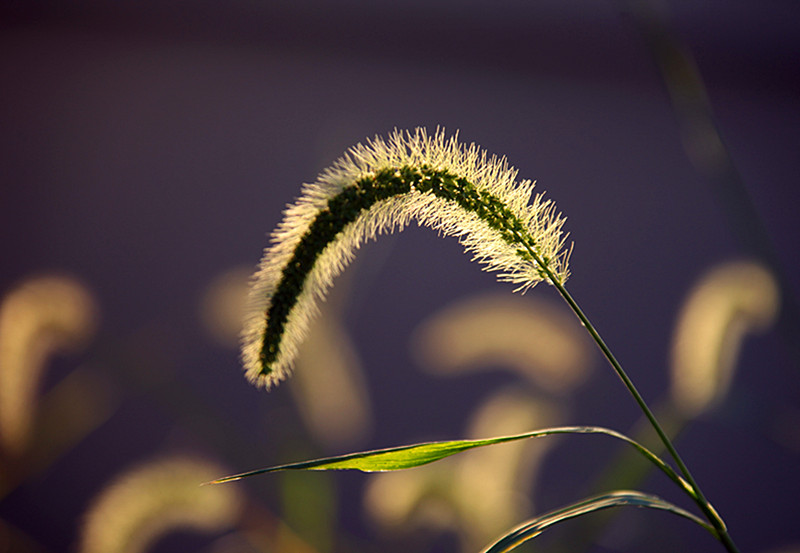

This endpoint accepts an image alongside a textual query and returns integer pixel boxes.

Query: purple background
[1,2,798,552]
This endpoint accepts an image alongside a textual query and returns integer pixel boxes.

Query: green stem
[550,278,738,552]
[516,237,739,552]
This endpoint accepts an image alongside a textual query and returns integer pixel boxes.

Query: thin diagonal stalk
[551,279,737,552]
[516,237,739,552]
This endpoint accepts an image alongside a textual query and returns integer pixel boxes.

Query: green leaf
[481,490,715,553]
[208,426,686,490]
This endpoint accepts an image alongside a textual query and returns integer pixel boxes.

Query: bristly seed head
[241,128,571,389]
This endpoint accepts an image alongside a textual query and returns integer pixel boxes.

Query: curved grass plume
[79,457,242,553]
[411,293,592,393]
[670,260,780,416]
[242,128,570,388]
[0,275,98,454]
[238,127,740,552]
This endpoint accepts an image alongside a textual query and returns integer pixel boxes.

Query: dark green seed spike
[259,165,547,375]
[259,168,415,373]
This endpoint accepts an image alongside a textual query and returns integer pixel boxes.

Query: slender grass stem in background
[235,128,741,552]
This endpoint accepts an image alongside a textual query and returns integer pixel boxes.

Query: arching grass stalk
[518,239,740,553]
[237,128,740,551]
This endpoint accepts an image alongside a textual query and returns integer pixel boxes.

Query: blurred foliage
[78,456,243,553]
[670,260,780,417]
[0,263,788,552]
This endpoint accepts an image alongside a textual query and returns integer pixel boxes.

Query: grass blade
[208,426,685,490]
[481,490,715,553]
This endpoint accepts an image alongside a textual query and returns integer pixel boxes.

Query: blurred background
[1,1,798,552]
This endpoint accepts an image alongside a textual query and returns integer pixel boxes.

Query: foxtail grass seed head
[0,274,98,454]
[79,457,241,553]
[242,128,571,389]
[670,260,779,416]
[411,293,591,394]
